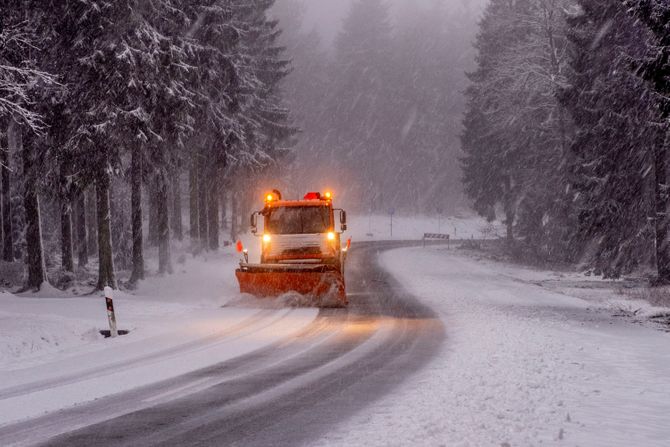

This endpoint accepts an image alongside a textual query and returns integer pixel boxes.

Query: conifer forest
[1,0,670,288]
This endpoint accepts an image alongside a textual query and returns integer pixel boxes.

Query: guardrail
[422,233,450,248]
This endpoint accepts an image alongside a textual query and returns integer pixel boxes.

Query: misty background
[265,0,489,214]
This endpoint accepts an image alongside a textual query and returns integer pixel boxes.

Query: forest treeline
[272,0,480,215]
[0,0,295,291]
[462,0,670,281]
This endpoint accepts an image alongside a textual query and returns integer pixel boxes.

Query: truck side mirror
[250,213,258,234]
[340,210,347,232]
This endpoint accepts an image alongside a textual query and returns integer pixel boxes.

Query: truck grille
[266,234,330,259]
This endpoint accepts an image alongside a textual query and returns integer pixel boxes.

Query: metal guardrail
[422,233,450,248]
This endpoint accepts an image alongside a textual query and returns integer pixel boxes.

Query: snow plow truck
[235,190,350,307]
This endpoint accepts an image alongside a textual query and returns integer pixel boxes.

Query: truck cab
[251,191,348,268]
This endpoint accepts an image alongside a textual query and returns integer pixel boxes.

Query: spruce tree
[562,0,658,277]
[622,0,670,282]
[461,0,535,244]
[329,0,395,208]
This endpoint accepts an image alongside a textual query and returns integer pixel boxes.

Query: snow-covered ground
[0,249,318,427]
[4,222,668,444]
[317,246,670,447]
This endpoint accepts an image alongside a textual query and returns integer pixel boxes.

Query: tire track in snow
[1,242,445,447]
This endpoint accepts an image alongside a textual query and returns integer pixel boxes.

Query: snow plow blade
[235,263,347,307]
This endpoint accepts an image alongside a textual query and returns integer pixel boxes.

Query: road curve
[3,242,445,447]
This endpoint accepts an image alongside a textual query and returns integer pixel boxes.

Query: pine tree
[186,0,295,251]
[272,0,332,197]
[1,3,57,289]
[328,0,396,209]
[391,2,483,215]
[0,7,55,132]
[1,122,13,262]
[622,0,670,282]
[462,0,575,260]
[562,0,658,277]
[46,0,196,288]
[461,0,536,244]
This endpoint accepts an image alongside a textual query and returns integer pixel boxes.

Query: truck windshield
[265,206,331,235]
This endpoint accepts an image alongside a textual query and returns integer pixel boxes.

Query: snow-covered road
[2,242,669,446]
[0,243,443,446]
[317,246,670,447]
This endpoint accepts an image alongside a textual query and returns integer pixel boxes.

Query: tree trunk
[172,168,183,241]
[189,154,199,240]
[2,119,14,261]
[148,179,159,246]
[198,160,208,250]
[86,188,97,256]
[230,190,238,242]
[130,147,144,284]
[503,176,515,244]
[221,188,227,231]
[108,182,125,270]
[60,200,74,272]
[96,172,116,290]
[75,192,88,268]
[60,162,74,272]
[157,171,172,274]
[21,126,46,290]
[505,204,515,241]
[654,140,670,282]
[208,175,220,250]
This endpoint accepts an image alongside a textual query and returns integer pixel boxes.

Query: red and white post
[104,286,118,338]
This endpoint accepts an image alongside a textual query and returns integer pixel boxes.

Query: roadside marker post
[104,286,119,338]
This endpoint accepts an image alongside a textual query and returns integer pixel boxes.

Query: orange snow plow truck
[235,190,350,307]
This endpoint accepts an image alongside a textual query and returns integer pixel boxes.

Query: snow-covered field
[0,250,318,427]
[317,246,670,447]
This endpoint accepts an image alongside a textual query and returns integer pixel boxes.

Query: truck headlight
[327,232,336,241]
[263,234,271,243]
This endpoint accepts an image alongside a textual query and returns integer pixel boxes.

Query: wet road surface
[1,242,444,446]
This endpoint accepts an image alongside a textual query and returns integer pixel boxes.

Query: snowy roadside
[317,246,670,447]
[347,214,503,241]
[0,249,318,427]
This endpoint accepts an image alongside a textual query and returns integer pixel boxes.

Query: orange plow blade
[235,264,347,307]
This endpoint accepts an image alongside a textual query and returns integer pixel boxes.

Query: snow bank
[0,308,101,368]
[317,247,670,447]
[0,249,319,426]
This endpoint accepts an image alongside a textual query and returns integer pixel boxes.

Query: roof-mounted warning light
[265,189,283,204]
[304,191,333,201]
